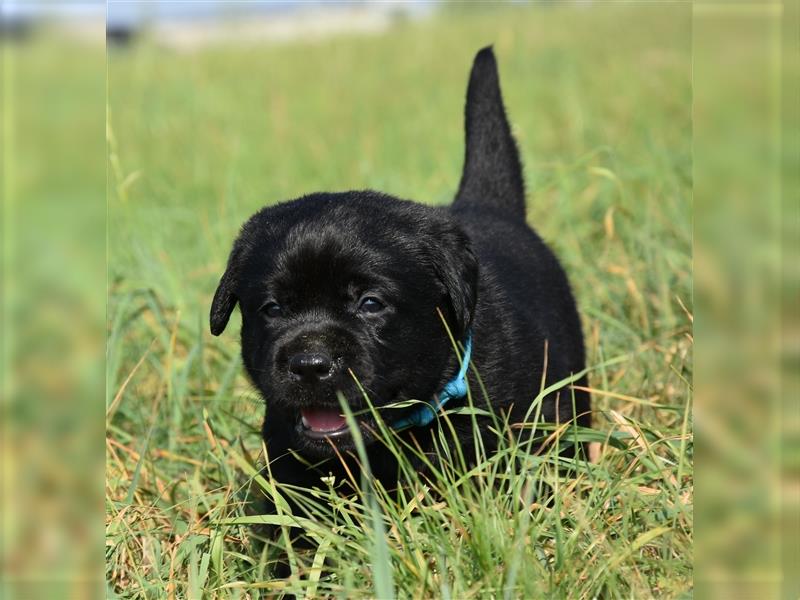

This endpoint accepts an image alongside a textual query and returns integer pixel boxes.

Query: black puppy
[210,47,589,496]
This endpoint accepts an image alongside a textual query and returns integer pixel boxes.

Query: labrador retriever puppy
[210,47,589,499]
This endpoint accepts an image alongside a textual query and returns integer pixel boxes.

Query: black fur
[211,46,589,501]
[456,47,526,220]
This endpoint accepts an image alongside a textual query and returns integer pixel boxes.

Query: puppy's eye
[260,302,283,318]
[358,296,385,314]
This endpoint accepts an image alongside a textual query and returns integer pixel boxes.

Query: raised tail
[453,46,526,220]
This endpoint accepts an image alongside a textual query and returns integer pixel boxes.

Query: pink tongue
[301,408,347,433]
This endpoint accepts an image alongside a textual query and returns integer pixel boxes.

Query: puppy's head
[211,191,477,458]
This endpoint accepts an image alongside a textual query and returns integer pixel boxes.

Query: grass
[106,4,692,598]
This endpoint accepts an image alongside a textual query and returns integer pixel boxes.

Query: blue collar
[390,332,473,431]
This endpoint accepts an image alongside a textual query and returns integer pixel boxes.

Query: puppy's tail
[453,46,526,221]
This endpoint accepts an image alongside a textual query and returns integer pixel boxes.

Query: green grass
[106,4,692,598]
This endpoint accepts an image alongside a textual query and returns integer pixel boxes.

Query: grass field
[106,4,692,598]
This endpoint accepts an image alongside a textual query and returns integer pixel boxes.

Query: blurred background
[0,1,796,597]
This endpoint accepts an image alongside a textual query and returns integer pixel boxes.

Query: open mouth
[300,407,352,439]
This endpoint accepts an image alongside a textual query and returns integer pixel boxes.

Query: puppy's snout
[288,352,333,383]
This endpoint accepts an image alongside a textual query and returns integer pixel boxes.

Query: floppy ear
[210,248,241,336]
[431,223,479,338]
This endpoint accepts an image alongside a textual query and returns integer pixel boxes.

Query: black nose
[288,352,333,382]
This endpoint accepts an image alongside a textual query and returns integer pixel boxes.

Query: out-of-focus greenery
[693,5,798,599]
[2,30,106,598]
[106,4,692,597]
